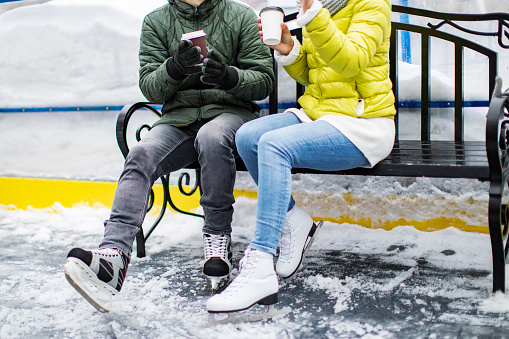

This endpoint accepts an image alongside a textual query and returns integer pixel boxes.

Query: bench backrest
[269,6,509,143]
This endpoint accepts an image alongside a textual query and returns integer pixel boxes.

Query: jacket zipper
[195,5,203,121]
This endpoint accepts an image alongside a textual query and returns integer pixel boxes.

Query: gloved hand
[200,49,239,90]
[166,40,203,80]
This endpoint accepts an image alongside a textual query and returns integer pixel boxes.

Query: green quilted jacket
[139,0,275,126]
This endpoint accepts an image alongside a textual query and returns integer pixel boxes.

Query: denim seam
[135,136,194,226]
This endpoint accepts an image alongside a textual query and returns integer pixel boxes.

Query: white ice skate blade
[209,275,230,293]
[208,305,291,325]
[64,258,117,313]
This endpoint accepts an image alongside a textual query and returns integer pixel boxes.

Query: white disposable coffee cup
[260,6,285,45]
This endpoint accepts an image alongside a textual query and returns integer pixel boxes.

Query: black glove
[166,40,203,80]
[200,49,239,90]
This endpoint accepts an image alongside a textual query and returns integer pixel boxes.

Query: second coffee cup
[259,6,285,45]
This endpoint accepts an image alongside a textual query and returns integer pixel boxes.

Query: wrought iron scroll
[178,171,202,196]
[496,83,509,247]
[428,19,509,49]
[166,169,204,219]
[392,5,509,49]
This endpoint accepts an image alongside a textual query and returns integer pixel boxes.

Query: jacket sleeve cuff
[274,36,301,66]
[221,67,239,90]
[296,0,323,27]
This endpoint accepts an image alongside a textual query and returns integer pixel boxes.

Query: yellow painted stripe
[0,177,201,213]
[1,177,117,209]
[318,216,488,234]
[0,177,489,233]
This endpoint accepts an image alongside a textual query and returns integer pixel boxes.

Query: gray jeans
[99,113,247,256]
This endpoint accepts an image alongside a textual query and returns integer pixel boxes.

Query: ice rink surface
[2,202,509,338]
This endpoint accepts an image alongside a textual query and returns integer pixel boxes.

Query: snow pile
[398,62,456,101]
[0,1,166,108]
[1,0,506,109]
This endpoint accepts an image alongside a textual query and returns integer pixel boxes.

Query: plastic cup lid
[260,6,284,14]
[181,30,206,40]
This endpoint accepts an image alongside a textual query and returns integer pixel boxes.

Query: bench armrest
[486,77,509,186]
[116,102,161,159]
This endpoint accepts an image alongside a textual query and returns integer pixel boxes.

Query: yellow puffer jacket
[284,0,396,120]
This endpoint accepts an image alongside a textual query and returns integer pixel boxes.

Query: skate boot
[203,234,233,292]
[276,206,324,280]
[64,247,129,313]
[207,248,285,324]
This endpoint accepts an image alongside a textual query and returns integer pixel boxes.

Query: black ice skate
[203,233,233,292]
[64,247,129,313]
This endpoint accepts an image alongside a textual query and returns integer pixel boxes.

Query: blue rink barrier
[0,100,491,113]
[0,105,129,113]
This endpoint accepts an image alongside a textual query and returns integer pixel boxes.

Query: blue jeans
[235,113,369,255]
[100,113,246,256]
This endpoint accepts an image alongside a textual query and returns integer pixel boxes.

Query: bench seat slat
[291,140,490,180]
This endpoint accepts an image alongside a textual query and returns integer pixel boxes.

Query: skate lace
[221,249,257,295]
[95,248,120,257]
[204,234,228,260]
[278,217,294,264]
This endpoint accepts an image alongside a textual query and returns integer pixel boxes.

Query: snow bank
[1,0,506,109]
[0,1,166,108]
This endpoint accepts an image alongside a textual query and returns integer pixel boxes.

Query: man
[64,0,274,313]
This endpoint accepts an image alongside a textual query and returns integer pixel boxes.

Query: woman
[207,0,395,313]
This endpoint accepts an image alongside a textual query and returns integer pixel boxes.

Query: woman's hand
[301,0,313,13]
[257,18,294,55]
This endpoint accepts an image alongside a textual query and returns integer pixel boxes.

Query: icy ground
[2,201,509,338]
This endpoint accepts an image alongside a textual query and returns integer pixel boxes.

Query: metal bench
[117,6,509,292]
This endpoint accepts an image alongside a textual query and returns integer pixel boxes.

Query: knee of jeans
[195,127,233,153]
[258,132,291,159]
[235,124,259,157]
[125,143,154,171]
